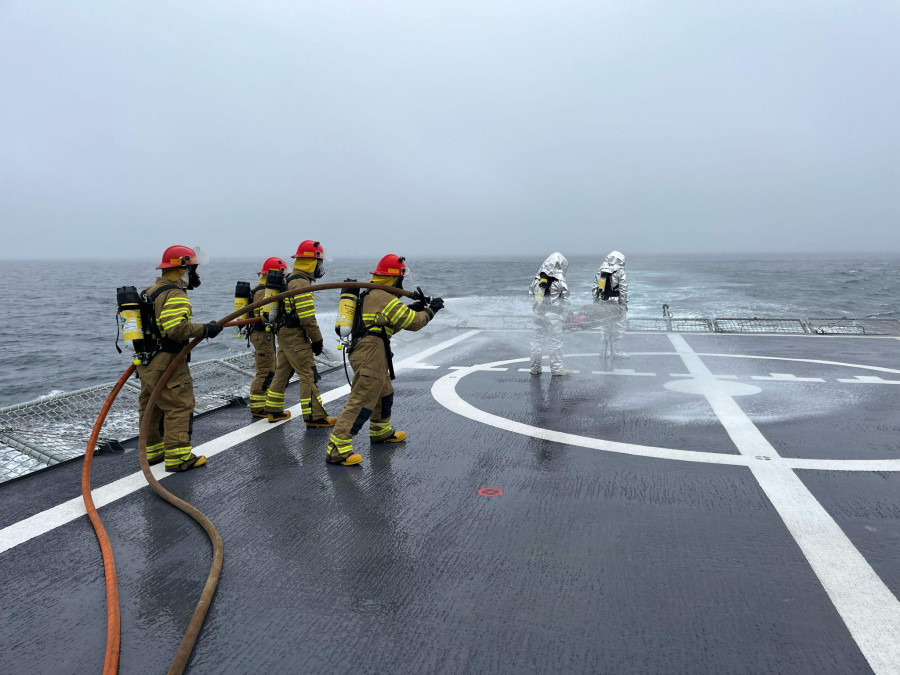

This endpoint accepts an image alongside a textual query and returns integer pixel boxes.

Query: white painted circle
[664,378,762,397]
[430,353,900,472]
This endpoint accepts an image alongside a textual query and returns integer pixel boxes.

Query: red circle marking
[478,487,503,497]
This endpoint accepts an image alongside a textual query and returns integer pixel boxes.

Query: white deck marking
[669,372,738,379]
[516,367,580,374]
[0,330,481,557]
[432,353,900,472]
[667,334,900,674]
[591,369,656,377]
[751,373,826,382]
[450,366,508,371]
[403,363,441,370]
[836,375,900,384]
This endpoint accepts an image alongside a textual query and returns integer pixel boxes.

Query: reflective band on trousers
[147,442,164,459]
[164,445,192,466]
[265,390,285,410]
[328,434,352,450]
[369,420,393,437]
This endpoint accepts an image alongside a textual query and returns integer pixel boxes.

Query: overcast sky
[1,1,898,260]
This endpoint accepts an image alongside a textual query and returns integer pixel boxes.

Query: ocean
[1,253,898,407]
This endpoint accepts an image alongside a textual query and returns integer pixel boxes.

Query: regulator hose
[85,282,411,674]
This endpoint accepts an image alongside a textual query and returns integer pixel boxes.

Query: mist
[1,0,898,260]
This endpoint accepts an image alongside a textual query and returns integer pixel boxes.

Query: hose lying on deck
[83,282,412,673]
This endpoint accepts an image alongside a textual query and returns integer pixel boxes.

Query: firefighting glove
[408,300,427,312]
[204,323,224,339]
[311,339,324,356]
[428,297,444,315]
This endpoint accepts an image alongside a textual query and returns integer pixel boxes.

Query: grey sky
[1,1,898,260]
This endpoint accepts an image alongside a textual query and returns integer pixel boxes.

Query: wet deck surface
[2,329,900,673]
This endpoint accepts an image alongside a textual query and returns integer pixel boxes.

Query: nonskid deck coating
[1,329,899,673]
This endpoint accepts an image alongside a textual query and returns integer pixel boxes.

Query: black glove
[428,297,444,314]
[204,323,223,339]
[311,339,324,356]
[408,300,426,312]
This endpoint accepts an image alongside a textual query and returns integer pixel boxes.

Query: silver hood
[537,252,568,280]
[599,250,625,273]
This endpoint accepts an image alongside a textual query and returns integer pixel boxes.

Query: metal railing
[0,350,341,484]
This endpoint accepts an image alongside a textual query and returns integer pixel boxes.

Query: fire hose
[82,282,413,674]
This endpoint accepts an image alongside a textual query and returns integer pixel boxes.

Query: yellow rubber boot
[268,410,291,423]
[377,430,407,444]
[326,437,363,465]
[306,416,337,428]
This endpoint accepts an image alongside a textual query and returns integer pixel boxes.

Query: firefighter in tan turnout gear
[139,245,223,472]
[245,257,287,418]
[327,254,444,466]
[264,240,336,427]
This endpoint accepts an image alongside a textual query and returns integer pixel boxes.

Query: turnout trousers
[249,330,276,413]
[328,336,395,458]
[530,313,565,374]
[265,326,327,420]
[599,300,626,355]
[137,353,195,469]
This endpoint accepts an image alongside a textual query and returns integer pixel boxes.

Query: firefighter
[264,240,336,427]
[326,254,444,466]
[592,250,629,358]
[247,257,287,418]
[139,245,223,472]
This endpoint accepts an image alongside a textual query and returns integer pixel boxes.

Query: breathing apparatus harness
[116,284,192,366]
[597,270,620,301]
[334,280,432,386]
[278,271,313,336]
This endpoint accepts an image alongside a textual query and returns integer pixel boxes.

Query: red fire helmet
[259,257,288,274]
[156,245,198,269]
[371,254,408,276]
[293,240,326,260]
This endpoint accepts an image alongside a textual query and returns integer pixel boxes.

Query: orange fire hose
[84,283,412,673]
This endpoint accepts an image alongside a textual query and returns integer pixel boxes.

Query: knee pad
[350,408,373,435]
[380,393,394,419]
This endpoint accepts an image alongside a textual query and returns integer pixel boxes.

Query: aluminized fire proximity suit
[529,252,571,375]
[248,282,275,417]
[265,267,330,423]
[138,277,208,469]
[592,251,628,357]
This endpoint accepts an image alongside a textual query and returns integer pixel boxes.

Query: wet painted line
[432,353,900,472]
[836,376,900,384]
[0,330,481,557]
[667,334,900,674]
[751,373,826,382]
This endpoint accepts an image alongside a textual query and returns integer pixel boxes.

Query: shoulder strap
[285,271,310,284]
[148,283,181,303]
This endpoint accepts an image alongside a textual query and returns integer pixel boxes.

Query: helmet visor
[192,246,210,266]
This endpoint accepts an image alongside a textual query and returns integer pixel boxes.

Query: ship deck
[2,328,900,673]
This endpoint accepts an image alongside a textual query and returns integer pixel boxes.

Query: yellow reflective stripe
[382,299,403,320]
[160,317,188,330]
[295,310,315,318]
[400,310,416,329]
[159,309,190,319]
[163,298,191,306]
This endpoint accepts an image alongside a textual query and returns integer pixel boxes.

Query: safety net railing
[0,351,341,484]
[806,318,900,336]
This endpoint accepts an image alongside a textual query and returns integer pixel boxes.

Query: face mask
[183,265,201,290]
[314,260,325,279]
